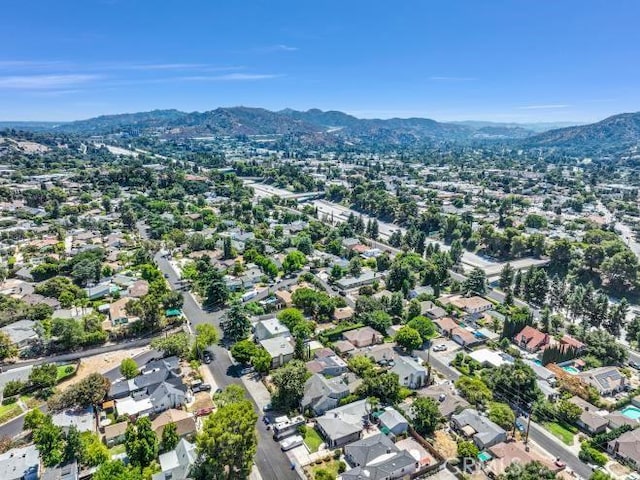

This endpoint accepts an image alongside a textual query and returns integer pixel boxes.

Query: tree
[51,318,84,351]
[221,302,251,343]
[412,397,442,436]
[590,471,614,480]
[499,263,514,292]
[251,348,272,374]
[457,440,479,460]
[28,363,58,390]
[33,419,64,466]
[271,360,309,410]
[47,373,110,411]
[231,340,257,364]
[213,385,247,408]
[80,431,109,466]
[283,250,307,273]
[151,332,191,358]
[161,423,179,452]
[348,355,376,378]
[602,250,638,291]
[194,323,219,358]
[363,310,392,334]
[119,358,139,379]
[498,461,557,480]
[348,257,362,277]
[487,402,515,430]
[222,237,233,260]
[193,397,257,480]
[24,408,48,431]
[463,267,486,294]
[455,376,492,406]
[557,399,582,424]
[407,316,436,340]
[359,371,400,404]
[626,315,640,346]
[583,329,628,365]
[277,308,306,330]
[64,425,83,463]
[93,460,143,480]
[487,360,541,407]
[395,326,423,352]
[0,331,17,361]
[125,416,159,468]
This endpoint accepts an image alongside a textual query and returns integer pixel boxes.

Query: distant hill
[52,107,550,145]
[525,112,640,153]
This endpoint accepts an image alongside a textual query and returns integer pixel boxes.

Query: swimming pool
[621,406,640,420]
[562,366,579,374]
[477,451,492,462]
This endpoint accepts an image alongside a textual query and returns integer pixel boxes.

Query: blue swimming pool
[621,406,640,420]
[563,366,579,374]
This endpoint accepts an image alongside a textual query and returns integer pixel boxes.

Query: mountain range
[3,107,640,155]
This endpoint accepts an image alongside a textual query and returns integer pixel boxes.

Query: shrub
[338,460,347,473]
[3,380,25,398]
[333,449,341,460]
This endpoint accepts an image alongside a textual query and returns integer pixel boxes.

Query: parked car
[629,361,640,370]
[280,435,303,451]
[203,352,212,364]
[262,403,273,412]
[432,344,448,352]
[192,382,212,393]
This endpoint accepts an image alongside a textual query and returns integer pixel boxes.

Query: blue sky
[1,0,639,122]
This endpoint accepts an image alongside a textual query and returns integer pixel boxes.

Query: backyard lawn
[545,421,577,445]
[306,459,342,480]
[303,426,324,453]
[109,444,126,457]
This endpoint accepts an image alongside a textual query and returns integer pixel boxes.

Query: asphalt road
[154,252,298,480]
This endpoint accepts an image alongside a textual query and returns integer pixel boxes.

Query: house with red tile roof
[514,326,550,353]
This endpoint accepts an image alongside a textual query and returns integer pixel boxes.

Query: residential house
[274,290,293,308]
[0,319,38,350]
[335,271,378,291]
[559,334,586,354]
[150,381,188,413]
[342,433,419,480]
[109,297,135,327]
[451,326,484,348]
[152,439,197,480]
[524,360,557,386]
[42,460,78,480]
[424,305,447,321]
[343,326,383,348]
[51,407,96,433]
[127,280,149,298]
[486,442,562,478]
[151,409,197,440]
[306,354,348,377]
[606,411,640,430]
[0,444,40,480]
[608,428,640,469]
[575,367,627,396]
[253,317,291,342]
[85,284,111,300]
[378,407,409,436]
[301,373,350,416]
[432,317,458,337]
[514,326,550,353]
[391,356,428,389]
[334,340,356,355]
[416,383,469,418]
[451,409,508,449]
[103,421,128,447]
[454,296,493,315]
[333,307,355,322]
[259,337,294,368]
[568,396,608,435]
[316,399,369,448]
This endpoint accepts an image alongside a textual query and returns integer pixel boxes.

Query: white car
[279,435,303,451]
[432,344,448,352]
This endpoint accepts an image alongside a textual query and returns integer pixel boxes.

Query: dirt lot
[58,346,151,388]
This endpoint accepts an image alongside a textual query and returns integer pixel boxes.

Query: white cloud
[519,104,570,110]
[181,73,282,81]
[0,74,100,89]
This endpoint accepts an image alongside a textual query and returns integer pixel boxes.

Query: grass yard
[56,364,78,382]
[20,395,42,409]
[545,421,577,445]
[109,444,126,456]
[303,426,323,453]
[0,401,23,424]
[306,459,342,480]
